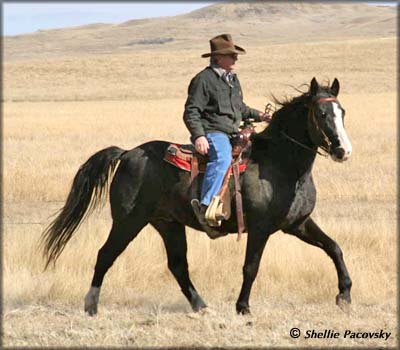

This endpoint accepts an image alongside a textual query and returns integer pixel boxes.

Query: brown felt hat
[201,34,246,58]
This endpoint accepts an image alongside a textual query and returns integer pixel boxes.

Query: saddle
[163,125,255,240]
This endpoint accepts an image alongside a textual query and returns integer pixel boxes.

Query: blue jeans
[200,132,232,206]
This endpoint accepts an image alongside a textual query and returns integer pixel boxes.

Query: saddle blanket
[164,144,247,173]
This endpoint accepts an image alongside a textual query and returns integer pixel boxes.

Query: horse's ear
[331,78,340,96]
[310,77,319,96]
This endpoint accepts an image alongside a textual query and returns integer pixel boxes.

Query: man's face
[216,53,238,71]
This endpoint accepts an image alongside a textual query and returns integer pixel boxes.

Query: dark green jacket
[183,66,262,142]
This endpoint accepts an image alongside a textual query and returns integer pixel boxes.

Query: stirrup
[205,196,226,227]
[191,199,226,239]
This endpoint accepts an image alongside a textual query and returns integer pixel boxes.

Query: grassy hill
[4,2,396,61]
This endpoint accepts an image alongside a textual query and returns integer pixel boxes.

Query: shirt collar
[210,63,235,78]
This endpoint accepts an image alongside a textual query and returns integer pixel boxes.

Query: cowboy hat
[201,34,246,58]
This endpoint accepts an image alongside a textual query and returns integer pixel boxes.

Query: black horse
[42,77,353,315]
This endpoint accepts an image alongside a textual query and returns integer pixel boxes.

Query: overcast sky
[3,2,214,36]
[3,1,396,36]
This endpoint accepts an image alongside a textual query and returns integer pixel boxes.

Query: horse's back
[121,140,170,160]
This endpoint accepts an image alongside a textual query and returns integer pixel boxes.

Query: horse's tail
[41,146,127,269]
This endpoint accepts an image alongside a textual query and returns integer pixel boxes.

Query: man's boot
[191,199,227,239]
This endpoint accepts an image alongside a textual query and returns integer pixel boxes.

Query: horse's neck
[253,107,317,178]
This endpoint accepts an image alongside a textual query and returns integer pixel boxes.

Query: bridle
[280,96,338,157]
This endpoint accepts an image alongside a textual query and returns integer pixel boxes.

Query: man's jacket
[183,66,262,142]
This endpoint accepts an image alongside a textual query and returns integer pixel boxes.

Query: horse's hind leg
[151,220,207,312]
[84,213,148,316]
[284,217,352,308]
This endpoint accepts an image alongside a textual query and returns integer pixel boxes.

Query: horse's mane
[253,82,333,142]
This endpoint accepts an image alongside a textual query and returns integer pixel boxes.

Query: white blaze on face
[332,102,352,158]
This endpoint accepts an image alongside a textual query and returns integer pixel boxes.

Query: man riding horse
[183,34,271,237]
[41,34,353,316]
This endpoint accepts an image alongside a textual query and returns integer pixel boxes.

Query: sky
[3,1,397,36]
[3,2,215,36]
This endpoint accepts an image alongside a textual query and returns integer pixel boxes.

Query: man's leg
[200,132,232,207]
[191,132,232,238]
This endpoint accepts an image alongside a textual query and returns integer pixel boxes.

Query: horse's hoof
[191,299,207,313]
[336,293,351,313]
[84,303,98,316]
[236,303,251,315]
[84,286,100,316]
[237,308,251,315]
[84,295,98,316]
[336,292,351,304]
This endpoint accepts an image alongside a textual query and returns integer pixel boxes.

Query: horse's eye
[320,112,327,118]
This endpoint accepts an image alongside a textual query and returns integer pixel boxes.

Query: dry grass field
[2,3,398,348]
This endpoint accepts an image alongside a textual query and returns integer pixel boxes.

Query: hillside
[4,2,396,61]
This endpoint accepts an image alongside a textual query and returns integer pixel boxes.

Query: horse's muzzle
[330,146,351,162]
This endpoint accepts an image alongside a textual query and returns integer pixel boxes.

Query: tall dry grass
[4,38,396,103]
[3,36,397,347]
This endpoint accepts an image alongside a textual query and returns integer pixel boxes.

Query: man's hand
[258,112,272,123]
[194,136,209,155]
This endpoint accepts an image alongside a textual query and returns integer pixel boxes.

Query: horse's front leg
[284,217,352,308]
[236,230,270,315]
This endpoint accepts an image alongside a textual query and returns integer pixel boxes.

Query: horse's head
[307,77,352,162]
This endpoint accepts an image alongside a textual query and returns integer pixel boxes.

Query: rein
[280,130,329,157]
[275,96,338,158]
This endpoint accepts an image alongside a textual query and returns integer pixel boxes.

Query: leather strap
[232,161,245,241]
[176,148,193,161]
[191,155,199,200]
[218,166,232,200]
[217,164,232,221]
